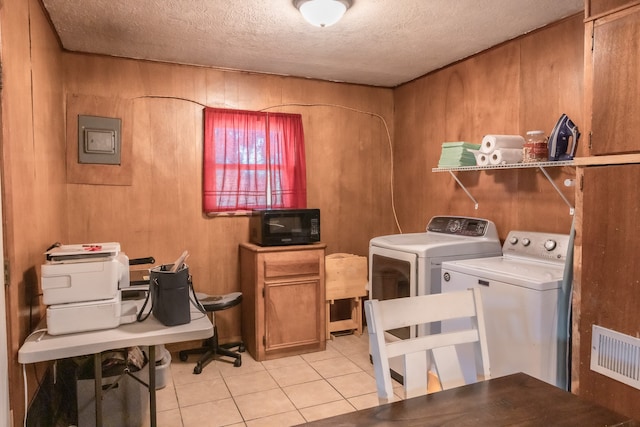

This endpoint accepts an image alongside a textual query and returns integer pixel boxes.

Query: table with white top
[18,303,213,427]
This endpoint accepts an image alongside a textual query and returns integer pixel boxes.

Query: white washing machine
[368,216,502,381]
[441,230,570,388]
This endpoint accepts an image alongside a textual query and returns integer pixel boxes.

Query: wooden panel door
[579,164,640,420]
[591,5,640,155]
[264,279,323,356]
[588,0,639,17]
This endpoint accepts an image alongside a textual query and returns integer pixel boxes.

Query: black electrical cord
[44,242,61,252]
[28,292,43,332]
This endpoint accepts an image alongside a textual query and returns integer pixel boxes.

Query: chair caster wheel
[238,343,245,353]
[233,358,242,368]
[179,351,188,362]
[193,364,203,374]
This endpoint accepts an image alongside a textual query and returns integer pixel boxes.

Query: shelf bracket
[435,161,575,214]
[538,166,575,215]
[448,170,478,210]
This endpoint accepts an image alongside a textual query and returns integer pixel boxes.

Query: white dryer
[368,216,502,381]
[441,230,570,388]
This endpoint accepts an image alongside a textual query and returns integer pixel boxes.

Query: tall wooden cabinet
[578,165,640,419]
[575,0,640,420]
[239,242,326,361]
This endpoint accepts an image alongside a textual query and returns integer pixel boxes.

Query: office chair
[178,291,244,374]
[365,288,490,402]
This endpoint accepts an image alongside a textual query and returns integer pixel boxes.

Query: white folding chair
[365,288,491,402]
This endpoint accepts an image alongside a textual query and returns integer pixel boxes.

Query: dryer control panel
[427,216,495,237]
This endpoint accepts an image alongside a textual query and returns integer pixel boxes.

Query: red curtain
[203,107,307,213]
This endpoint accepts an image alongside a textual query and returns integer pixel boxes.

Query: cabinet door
[264,279,322,355]
[588,0,638,17]
[591,6,640,155]
[579,164,640,419]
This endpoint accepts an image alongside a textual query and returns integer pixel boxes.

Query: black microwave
[249,209,320,246]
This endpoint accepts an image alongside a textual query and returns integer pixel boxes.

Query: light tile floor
[147,329,403,427]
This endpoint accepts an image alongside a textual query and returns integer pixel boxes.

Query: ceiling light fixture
[294,0,352,28]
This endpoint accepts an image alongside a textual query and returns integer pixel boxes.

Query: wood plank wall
[61,57,395,348]
[394,15,584,237]
[2,0,68,424]
[4,0,587,424]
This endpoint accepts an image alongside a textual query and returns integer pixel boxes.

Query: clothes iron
[548,114,580,161]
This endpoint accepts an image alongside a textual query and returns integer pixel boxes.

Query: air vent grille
[591,325,640,390]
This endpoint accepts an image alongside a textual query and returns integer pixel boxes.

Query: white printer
[42,242,137,335]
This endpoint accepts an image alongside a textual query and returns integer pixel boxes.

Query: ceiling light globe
[295,0,351,28]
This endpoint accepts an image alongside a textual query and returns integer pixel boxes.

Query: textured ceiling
[42,0,584,87]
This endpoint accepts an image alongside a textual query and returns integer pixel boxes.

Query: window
[203,107,307,214]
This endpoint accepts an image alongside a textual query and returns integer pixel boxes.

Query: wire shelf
[432,160,575,172]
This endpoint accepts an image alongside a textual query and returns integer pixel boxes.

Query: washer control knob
[544,240,557,251]
[509,236,518,245]
[522,238,531,247]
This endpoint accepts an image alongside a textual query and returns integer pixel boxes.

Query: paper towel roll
[480,134,525,154]
[490,148,523,165]
[469,149,489,166]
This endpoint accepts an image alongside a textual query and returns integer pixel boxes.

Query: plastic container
[76,351,148,427]
[154,346,172,389]
[523,130,548,163]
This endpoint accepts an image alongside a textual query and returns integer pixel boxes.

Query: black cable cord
[44,242,61,252]
[28,292,43,332]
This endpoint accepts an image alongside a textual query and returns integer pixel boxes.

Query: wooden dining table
[303,373,639,426]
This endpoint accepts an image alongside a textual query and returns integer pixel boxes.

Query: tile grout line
[219,365,253,425]
[167,331,374,426]
[298,338,365,420]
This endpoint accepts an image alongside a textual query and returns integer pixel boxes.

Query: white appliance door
[368,246,418,383]
[369,246,418,340]
[441,269,560,386]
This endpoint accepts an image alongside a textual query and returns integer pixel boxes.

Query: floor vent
[591,325,640,390]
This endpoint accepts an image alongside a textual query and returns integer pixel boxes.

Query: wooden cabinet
[589,2,640,155]
[587,0,639,17]
[239,242,326,361]
[575,1,640,419]
[576,165,640,420]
